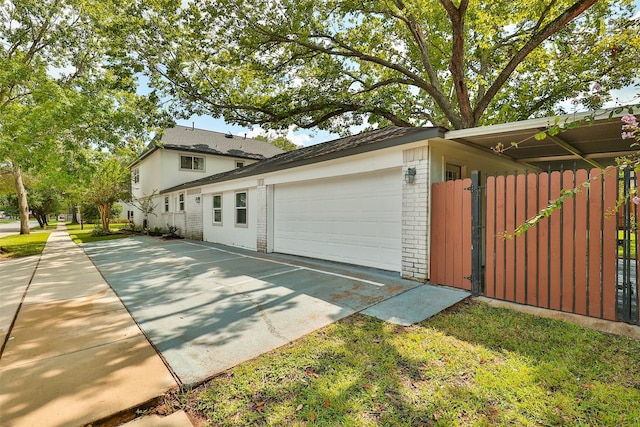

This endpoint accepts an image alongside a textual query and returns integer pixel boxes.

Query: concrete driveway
[83,237,469,386]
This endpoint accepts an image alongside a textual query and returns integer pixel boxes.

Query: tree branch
[473,0,598,125]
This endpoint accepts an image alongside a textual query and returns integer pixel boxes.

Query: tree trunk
[98,203,111,232]
[71,206,79,224]
[11,162,30,235]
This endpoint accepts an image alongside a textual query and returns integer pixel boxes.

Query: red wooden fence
[430,178,472,291]
[431,168,624,322]
[486,168,620,320]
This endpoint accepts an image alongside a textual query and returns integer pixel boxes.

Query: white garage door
[273,168,402,271]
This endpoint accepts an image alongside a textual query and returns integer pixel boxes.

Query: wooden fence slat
[505,174,516,302]
[537,172,550,308]
[588,168,604,318]
[485,176,496,298]
[495,175,506,300]
[562,170,576,313]
[515,173,527,304]
[461,178,473,291]
[574,169,589,315]
[526,173,539,305]
[549,171,562,311]
[453,179,464,288]
[602,168,618,320]
[430,183,444,284]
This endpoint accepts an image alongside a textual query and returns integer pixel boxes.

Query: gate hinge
[464,275,473,281]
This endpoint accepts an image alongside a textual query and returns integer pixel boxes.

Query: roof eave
[160,127,445,194]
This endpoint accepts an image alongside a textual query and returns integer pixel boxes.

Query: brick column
[402,147,430,282]
[186,189,203,240]
[256,180,268,253]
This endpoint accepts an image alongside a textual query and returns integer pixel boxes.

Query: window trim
[235,190,248,227]
[179,154,206,172]
[178,192,185,211]
[164,196,170,213]
[212,194,222,225]
[132,167,140,183]
[236,161,245,168]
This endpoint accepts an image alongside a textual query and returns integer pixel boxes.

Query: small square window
[194,157,205,170]
[236,161,244,168]
[235,192,247,225]
[213,195,222,224]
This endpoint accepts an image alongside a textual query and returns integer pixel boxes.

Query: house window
[178,193,185,211]
[235,191,247,225]
[132,168,140,183]
[180,155,205,171]
[164,196,169,212]
[236,161,244,168]
[212,194,222,224]
[445,164,461,181]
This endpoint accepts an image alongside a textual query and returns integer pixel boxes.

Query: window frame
[236,161,245,168]
[235,191,248,227]
[179,154,206,172]
[132,167,140,183]
[178,192,185,211]
[212,194,222,225]
[164,196,170,213]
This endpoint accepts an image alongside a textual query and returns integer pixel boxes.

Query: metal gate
[617,167,639,324]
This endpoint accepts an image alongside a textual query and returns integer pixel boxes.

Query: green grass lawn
[176,301,640,426]
[0,231,51,258]
[67,222,131,244]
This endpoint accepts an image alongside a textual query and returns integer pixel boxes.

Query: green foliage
[82,154,132,232]
[80,203,122,224]
[131,0,639,132]
[0,0,173,233]
[185,302,640,426]
[254,135,298,152]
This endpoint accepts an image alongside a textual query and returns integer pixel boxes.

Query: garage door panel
[273,169,401,271]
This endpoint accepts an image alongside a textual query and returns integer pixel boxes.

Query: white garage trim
[273,168,402,272]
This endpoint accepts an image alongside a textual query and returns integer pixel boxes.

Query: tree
[254,135,299,152]
[0,0,172,234]
[131,190,158,232]
[132,0,639,134]
[83,154,132,232]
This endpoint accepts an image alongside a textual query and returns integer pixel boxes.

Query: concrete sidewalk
[0,227,189,427]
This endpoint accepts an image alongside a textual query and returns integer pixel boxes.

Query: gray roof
[132,126,285,167]
[161,126,445,194]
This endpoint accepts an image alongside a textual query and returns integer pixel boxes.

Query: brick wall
[185,190,203,240]
[256,181,268,252]
[402,147,430,281]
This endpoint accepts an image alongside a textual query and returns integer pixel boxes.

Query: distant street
[0,220,39,239]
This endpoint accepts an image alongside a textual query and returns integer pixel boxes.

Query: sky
[161,2,640,147]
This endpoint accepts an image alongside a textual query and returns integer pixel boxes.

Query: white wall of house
[130,149,258,231]
[202,188,258,250]
[428,138,527,183]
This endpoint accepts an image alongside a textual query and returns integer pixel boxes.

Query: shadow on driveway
[83,237,468,386]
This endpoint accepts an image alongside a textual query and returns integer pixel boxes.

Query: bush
[90,225,113,236]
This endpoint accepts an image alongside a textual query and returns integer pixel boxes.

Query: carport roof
[446,110,637,171]
[161,126,446,194]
